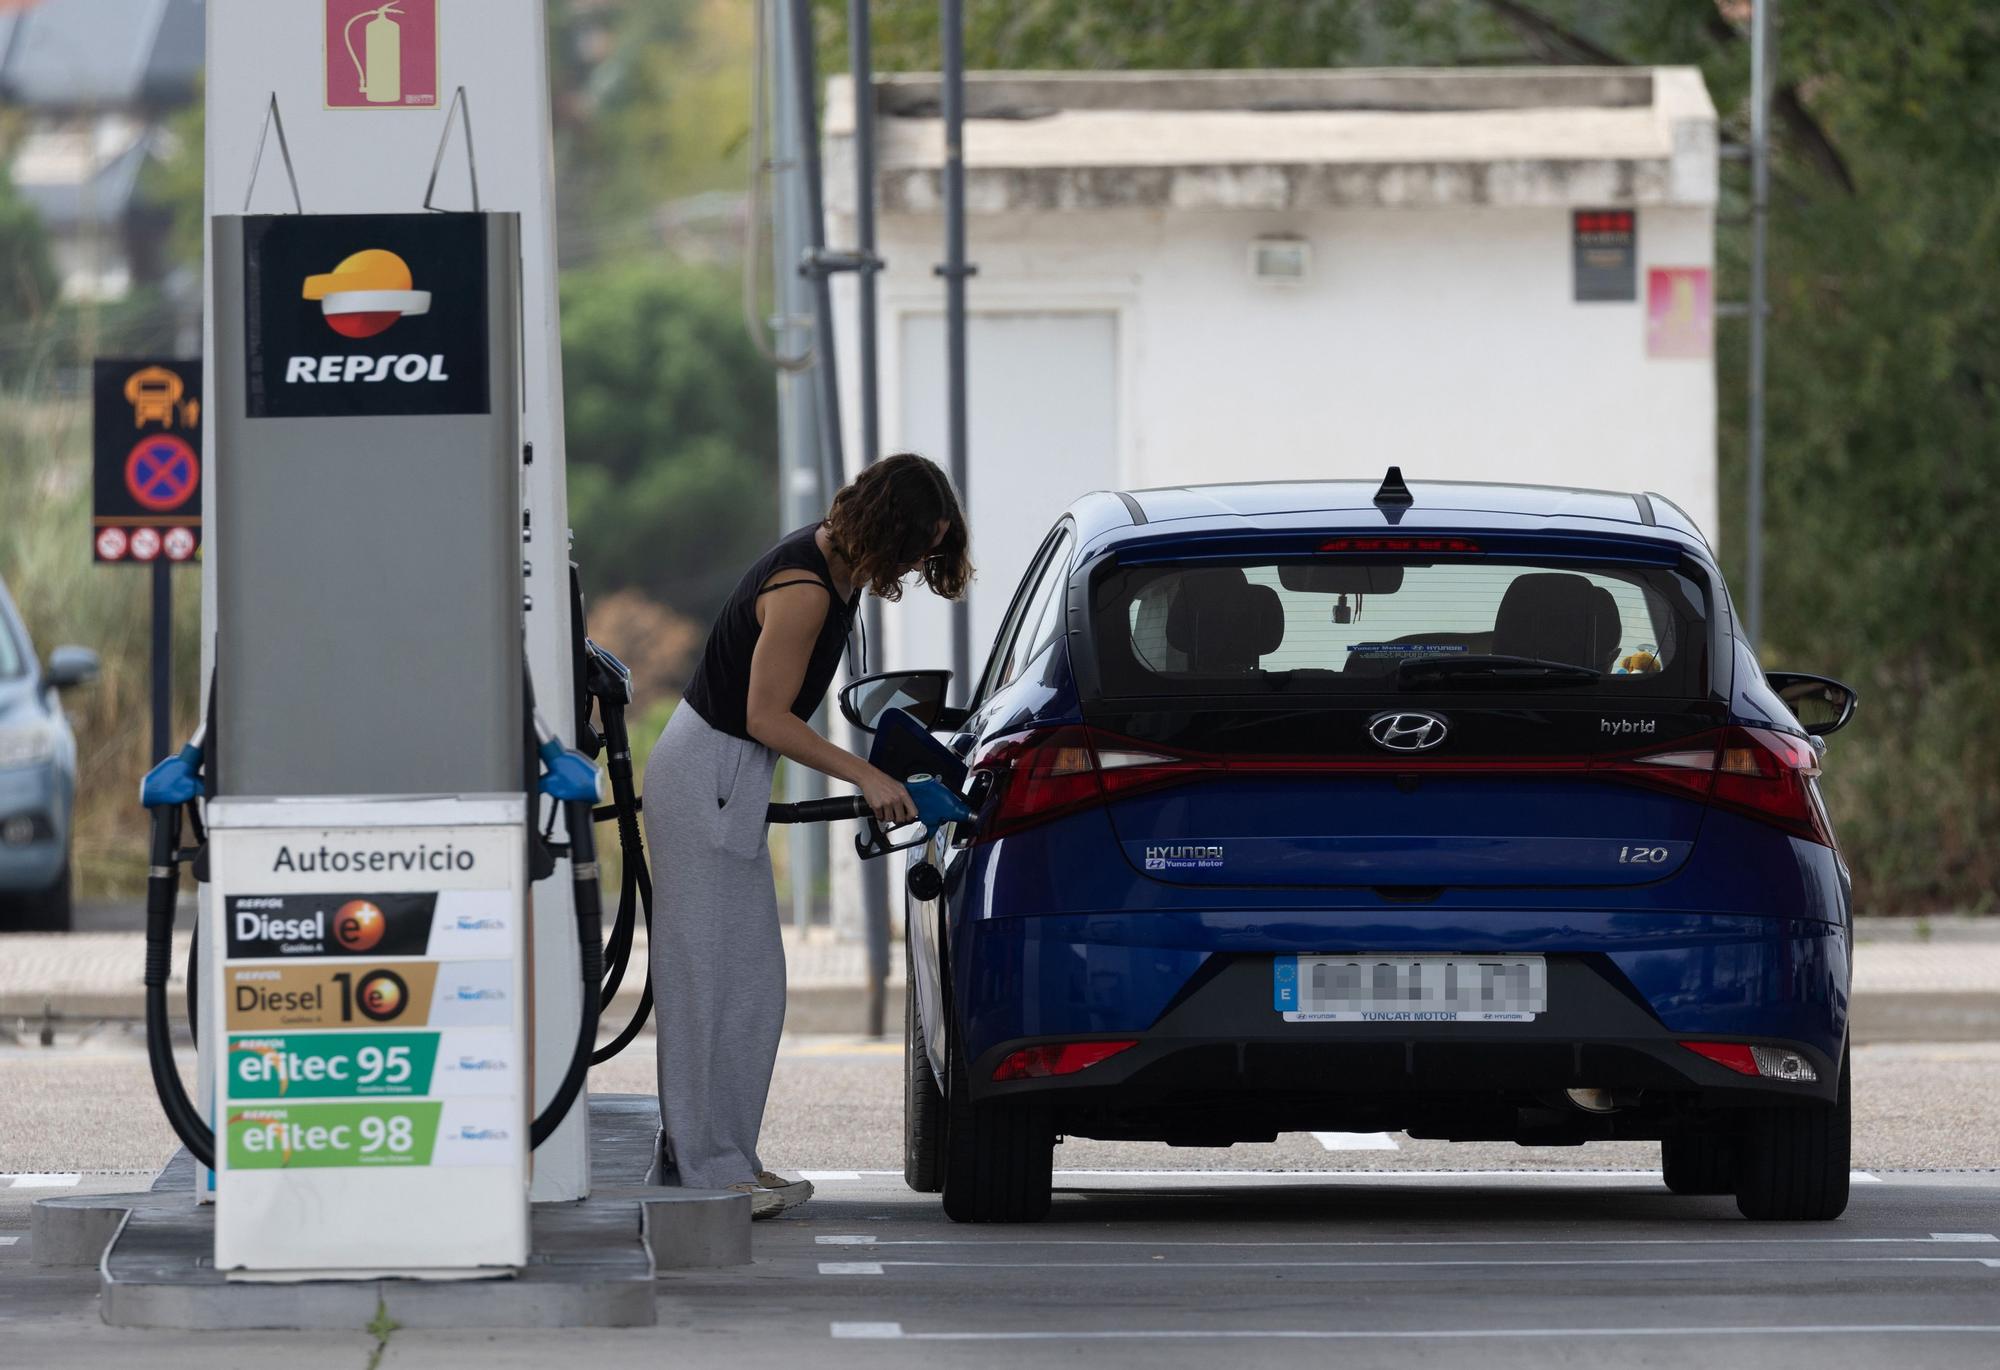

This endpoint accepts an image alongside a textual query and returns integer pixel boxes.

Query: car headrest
[1492,573,1623,672]
[1164,568,1285,672]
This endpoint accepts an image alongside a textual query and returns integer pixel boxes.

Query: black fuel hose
[530,796,604,1150]
[144,804,214,1170]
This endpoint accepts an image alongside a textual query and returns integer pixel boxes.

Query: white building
[826,67,1720,690]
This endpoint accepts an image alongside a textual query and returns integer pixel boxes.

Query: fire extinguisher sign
[325,0,439,110]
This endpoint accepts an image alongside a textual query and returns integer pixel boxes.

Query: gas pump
[130,0,973,1285]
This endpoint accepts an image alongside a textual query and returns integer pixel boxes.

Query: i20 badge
[1367,710,1450,753]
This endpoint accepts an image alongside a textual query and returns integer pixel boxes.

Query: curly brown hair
[823,453,972,602]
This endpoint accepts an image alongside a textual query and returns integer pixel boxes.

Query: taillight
[992,1040,1137,1081]
[970,724,1833,846]
[970,726,1102,841]
[1619,726,1831,845]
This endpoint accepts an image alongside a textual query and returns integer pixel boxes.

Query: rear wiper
[1394,654,1602,688]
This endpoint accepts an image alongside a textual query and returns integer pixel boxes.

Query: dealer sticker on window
[1274,955,1547,1022]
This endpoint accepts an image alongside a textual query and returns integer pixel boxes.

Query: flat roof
[827,68,1717,215]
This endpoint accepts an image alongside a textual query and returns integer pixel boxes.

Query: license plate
[1274,955,1547,1023]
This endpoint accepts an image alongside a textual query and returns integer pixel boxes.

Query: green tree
[561,257,777,624]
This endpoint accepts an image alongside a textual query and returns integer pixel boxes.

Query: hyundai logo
[1367,710,1450,752]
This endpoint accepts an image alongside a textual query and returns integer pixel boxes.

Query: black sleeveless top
[682,524,860,741]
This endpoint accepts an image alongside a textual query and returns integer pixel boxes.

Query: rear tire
[10,861,73,933]
[903,928,946,1193]
[940,1030,1054,1224]
[1661,1134,1736,1195]
[1734,1048,1851,1221]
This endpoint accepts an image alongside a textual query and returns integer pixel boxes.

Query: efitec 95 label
[224,1028,516,1099]
[227,1031,440,1098]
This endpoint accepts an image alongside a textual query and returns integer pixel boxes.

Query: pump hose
[530,796,604,1149]
[143,804,214,1169]
[590,699,654,1065]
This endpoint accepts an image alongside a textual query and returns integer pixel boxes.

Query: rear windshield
[1091,555,1709,698]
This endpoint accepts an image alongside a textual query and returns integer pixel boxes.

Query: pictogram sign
[325,0,439,110]
[94,359,203,564]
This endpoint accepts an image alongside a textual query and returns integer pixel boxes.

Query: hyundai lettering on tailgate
[1275,955,1548,1022]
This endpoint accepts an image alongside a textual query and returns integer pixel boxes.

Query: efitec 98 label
[226,1100,443,1169]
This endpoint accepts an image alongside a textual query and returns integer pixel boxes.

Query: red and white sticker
[163,526,197,562]
[96,527,129,561]
[130,527,163,562]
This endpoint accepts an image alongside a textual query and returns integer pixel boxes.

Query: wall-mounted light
[1250,236,1311,284]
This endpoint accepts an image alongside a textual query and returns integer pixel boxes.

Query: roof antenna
[1373,466,1414,507]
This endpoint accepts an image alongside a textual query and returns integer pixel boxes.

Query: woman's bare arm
[742,582,917,826]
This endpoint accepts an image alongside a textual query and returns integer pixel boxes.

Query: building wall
[836,200,1717,678]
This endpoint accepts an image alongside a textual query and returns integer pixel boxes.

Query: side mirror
[44,645,100,692]
[1766,670,1857,737]
[839,669,962,734]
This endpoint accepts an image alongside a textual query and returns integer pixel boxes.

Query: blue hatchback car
[850,473,1859,1225]
[0,575,98,930]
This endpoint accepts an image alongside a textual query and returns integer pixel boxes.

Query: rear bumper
[952,911,1849,1120]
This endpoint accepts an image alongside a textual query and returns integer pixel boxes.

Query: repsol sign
[242,212,489,419]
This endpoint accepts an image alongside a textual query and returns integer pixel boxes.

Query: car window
[1100,553,1708,697]
[981,529,1074,699]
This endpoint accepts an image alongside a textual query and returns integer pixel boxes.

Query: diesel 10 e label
[225,1028,516,1099]
[225,960,511,1031]
[226,889,513,959]
[224,1099,519,1170]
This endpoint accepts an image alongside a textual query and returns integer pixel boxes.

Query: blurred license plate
[1274,955,1547,1023]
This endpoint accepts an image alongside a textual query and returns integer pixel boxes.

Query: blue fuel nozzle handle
[855,773,975,860]
[140,742,205,809]
[538,735,605,803]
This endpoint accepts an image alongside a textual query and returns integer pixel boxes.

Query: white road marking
[829,1323,2000,1343]
[797,1168,1884,1183]
[1933,1233,2000,1242]
[1310,1132,1399,1151]
[818,1262,885,1275]
[3,1174,80,1189]
[854,1255,2000,1273]
[0,1235,20,1247]
[831,1323,906,1339]
[813,1234,1992,1250]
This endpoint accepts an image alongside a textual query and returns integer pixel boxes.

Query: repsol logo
[1600,718,1657,736]
[282,354,451,385]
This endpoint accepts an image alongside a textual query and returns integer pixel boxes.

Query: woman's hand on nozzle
[860,768,918,828]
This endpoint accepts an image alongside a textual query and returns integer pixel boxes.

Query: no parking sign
[93,359,204,563]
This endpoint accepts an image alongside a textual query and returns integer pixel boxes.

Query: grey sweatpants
[644,704,784,1189]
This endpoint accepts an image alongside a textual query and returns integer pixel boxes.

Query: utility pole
[938,0,973,699]
[1745,0,1772,647]
[849,0,893,1037]
[769,0,829,933]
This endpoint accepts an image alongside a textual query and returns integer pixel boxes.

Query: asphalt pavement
[3,1031,2000,1367]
